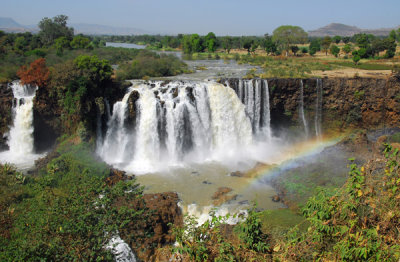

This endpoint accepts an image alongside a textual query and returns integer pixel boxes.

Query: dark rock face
[126,90,140,130]
[118,192,183,261]
[105,168,134,186]
[32,86,62,153]
[0,84,13,151]
[222,76,400,132]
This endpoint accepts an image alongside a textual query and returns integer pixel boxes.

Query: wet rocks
[124,192,183,261]
[105,168,134,186]
[272,195,281,202]
[212,187,237,206]
[0,83,13,150]
[229,171,244,177]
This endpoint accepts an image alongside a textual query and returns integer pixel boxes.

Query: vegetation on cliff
[0,137,151,261]
[0,15,187,84]
[169,144,400,261]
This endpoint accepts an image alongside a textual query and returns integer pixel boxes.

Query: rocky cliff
[0,83,13,151]
[224,76,400,135]
[1,77,399,153]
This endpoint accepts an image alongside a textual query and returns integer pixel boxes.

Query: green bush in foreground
[277,144,400,261]
[0,139,149,261]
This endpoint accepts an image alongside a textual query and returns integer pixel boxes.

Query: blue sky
[2,0,399,35]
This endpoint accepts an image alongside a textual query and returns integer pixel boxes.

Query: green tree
[290,45,299,56]
[333,35,342,44]
[13,36,26,53]
[70,35,90,49]
[221,36,233,54]
[355,33,371,49]
[330,44,340,57]
[342,36,351,44]
[264,35,277,55]
[309,39,321,56]
[321,36,332,55]
[342,44,352,55]
[242,38,254,54]
[389,30,397,41]
[190,34,203,53]
[383,37,396,58]
[74,55,113,84]
[38,15,74,46]
[205,32,217,52]
[54,36,70,55]
[272,25,308,56]
[182,34,192,54]
[352,50,361,64]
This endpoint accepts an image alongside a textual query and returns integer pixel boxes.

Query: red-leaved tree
[17,58,50,87]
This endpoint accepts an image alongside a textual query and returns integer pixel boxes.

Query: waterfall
[0,81,42,169]
[227,79,272,140]
[97,89,134,164]
[299,80,309,138]
[314,79,323,138]
[98,81,258,174]
[262,80,272,141]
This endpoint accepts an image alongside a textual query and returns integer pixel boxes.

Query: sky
[1,0,400,35]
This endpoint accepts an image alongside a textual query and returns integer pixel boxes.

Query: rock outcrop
[224,76,400,133]
[0,83,13,151]
[117,192,183,261]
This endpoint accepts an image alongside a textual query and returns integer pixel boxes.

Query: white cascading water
[299,80,309,138]
[0,81,42,169]
[314,79,323,138]
[97,80,273,174]
[227,79,272,140]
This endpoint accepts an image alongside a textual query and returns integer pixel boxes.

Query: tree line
[99,25,399,60]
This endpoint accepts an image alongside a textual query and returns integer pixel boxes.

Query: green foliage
[116,52,187,80]
[205,32,217,53]
[301,47,308,54]
[70,35,91,49]
[54,36,70,56]
[333,35,342,44]
[272,25,308,55]
[38,15,74,46]
[346,105,362,123]
[277,147,400,261]
[182,34,204,54]
[321,36,332,55]
[352,53,361,65]
[290,45,299,55]
[330,44,340,57]
[264,35,278,55]
[242,38,254,54]
[235,205,269,252]
[172,207,270,261]
[74,55,112,83]
[221,36,233,54]
[342,43,352,54]
[0,141,149,261]
[172,211,233,261]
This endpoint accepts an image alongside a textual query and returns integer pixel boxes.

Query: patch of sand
[311,68,392,78]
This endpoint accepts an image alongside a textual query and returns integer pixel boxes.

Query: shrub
[17,58,50,87]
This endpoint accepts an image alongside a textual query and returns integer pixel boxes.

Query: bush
[17,58,50,87]
[116,52,187,80]
[0,140,150,261]
[276,146,400,261]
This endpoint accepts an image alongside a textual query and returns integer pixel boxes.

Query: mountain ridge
[308,23,400,37]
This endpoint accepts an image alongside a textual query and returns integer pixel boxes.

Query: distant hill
[308,23,399,37]
[0,17,34,33]
[0,17,148,35]
[71,23,149,35]
[0,17,21,28]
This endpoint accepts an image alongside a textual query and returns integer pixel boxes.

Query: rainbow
[243,134,346,187]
